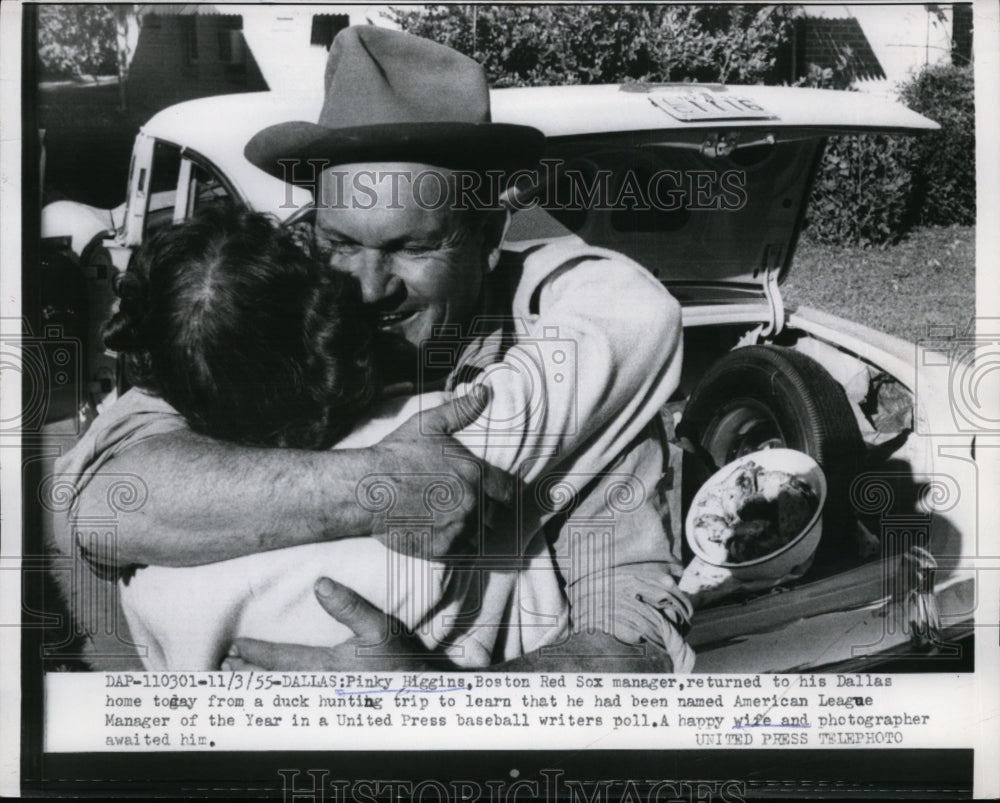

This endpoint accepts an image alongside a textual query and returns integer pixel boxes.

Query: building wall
[801,4,956,94]
[126,15,268,115]
[127,5,388,112]
[951,3,973,65]
[796,15,886,82]
[239,5,376,96]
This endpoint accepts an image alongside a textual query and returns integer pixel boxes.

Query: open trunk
[667,312,975,672]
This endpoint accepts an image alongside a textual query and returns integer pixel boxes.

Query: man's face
[314,163,492,348]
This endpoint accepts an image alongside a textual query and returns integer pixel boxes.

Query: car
[37,83,977,673]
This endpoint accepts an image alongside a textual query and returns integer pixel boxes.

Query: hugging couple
[57,26,694,674]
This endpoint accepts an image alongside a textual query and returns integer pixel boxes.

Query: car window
[143,142,232,235]
[145,141,182,232]
[188,161,232,214]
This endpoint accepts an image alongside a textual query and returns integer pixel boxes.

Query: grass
[783,225,976,344]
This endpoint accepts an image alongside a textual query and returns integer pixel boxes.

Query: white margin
[972,0,1000,797]
[0,1,24,799]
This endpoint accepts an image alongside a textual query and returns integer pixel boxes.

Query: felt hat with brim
[245,26,545,178]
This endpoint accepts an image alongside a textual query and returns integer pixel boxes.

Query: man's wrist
[320,446,383,539]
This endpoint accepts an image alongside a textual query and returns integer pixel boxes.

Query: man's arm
[458,246,693,668]
[77,431,371,566]
[74,390,511,567]
[456,245,682,487]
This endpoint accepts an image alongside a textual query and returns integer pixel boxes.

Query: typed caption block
[44,671,970,752]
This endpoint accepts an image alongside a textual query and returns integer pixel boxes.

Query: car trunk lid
[499,84,938,305]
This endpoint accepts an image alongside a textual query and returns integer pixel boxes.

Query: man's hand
[221,578,441,671]
[365,386,512,560]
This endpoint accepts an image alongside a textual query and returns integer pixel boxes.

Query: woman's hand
[220,579,677,674]
[221,577,441,671]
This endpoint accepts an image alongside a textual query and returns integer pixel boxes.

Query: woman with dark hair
[99,204,567,670]
[104,203,376,450]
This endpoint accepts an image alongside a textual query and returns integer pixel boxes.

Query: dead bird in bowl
[692,461,818,564]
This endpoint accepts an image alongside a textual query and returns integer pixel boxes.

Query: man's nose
[348,249,402,304]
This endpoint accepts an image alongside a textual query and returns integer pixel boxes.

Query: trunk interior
[670,320,972,672]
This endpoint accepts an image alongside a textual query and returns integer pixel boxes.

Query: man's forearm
[76,429,375,567]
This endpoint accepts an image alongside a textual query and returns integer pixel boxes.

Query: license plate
[651,91,777,122]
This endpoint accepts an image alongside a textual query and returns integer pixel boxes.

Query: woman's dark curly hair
[104,204,376,449]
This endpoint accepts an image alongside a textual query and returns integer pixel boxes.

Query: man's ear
[483,210,512,272]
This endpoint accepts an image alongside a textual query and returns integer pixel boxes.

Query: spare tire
[677,345,865,566]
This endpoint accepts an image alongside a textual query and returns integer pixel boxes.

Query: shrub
[897,63,975,226]
[805,134,916,248]
[391,5,797,87]
[793,53,913,248]
[804,62,975,246]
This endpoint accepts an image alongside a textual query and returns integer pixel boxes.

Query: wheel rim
[705,400,787,465]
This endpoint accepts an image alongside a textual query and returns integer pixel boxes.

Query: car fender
[41,200,123,256]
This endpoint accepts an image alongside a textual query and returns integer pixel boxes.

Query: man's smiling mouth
[377,309,420,329]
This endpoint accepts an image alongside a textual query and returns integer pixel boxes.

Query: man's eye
[323,241,358,254]
[399,245,434,257]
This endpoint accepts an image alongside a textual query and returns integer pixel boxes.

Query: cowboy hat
[245,26,545,178]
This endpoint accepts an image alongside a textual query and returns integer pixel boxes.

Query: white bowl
[685,448,828,581]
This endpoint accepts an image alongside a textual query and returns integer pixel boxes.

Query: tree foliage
[391,5,797,87]
[898,63,975,226]
[37,5,118,78]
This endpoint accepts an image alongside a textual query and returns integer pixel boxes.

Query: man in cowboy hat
[66,26,692,671]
